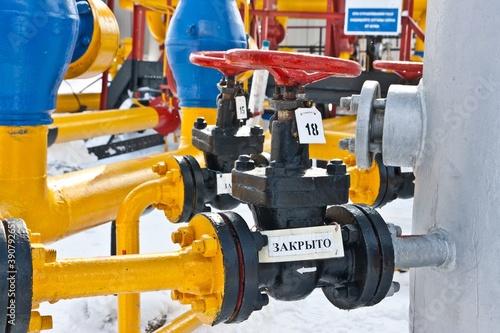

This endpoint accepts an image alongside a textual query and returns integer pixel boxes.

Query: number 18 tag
[295,107,326,144]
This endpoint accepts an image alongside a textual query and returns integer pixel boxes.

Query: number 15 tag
[295,107,326,144]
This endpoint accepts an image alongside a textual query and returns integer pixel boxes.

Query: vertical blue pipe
[165,0,247,108]
[0,0,79,126]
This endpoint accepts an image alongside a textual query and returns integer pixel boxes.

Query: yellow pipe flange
[146,11,167,44]
[65,0,120,79]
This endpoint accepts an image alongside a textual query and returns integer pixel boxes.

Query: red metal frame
[251,0,425,62]
[400,0,425,61]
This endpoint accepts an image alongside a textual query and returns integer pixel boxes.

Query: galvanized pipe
[411,1,500,331]
[393,231,453,269]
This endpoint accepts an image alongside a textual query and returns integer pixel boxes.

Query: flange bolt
[326,159,346,175]
[194,117,207,130]
[235,155,255,172]
[250,126,263,136]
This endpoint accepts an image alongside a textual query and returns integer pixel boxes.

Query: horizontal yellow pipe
[51,107,159,143]
[1,106,216,244]
[55,93,101,113]
[32,249,216,305]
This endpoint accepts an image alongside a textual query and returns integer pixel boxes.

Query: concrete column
[411,0,500,332]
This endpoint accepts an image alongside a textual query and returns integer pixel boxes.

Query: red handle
[189,51,253,77]
[373,60,423,81]
[225,49,362,86]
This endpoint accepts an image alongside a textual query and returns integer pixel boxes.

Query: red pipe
[132,5,146,61]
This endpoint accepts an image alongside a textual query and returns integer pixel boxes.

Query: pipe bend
[116,177,172,255]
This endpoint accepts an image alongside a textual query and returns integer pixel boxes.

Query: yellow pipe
[0,107,208,245]
[116,173,185,333]
[50,107,159,143]
[55,93,101,113]
[153,311,202,333]
[31,244,218,305]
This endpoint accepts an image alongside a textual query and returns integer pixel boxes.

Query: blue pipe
[165,0,247,108]
[0,0,79,126]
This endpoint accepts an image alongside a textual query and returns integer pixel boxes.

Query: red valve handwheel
[224,49,362,86]
[189,51,253,77]
[373,60,423,81]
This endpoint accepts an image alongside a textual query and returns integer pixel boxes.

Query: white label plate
[216,173,232,194]
[235,96,247,120]
[259,225,344,263]
[295,107,326,144]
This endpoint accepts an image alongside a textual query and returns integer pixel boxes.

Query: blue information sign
[345,8,400,35]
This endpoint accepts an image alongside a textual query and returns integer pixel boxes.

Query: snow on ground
[43,140,414,333]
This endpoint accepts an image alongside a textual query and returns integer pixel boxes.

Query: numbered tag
[235,96,247,120]
[259,225,344,263]
[295,107,326,144]
[216,173,232,194]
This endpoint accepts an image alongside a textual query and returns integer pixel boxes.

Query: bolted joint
[191,299,206,313]
[194,117,208,130]
[326,159,347,175]
[191,294,219,314]
[152,161,168,176]
[171,290,198,305]
[165,169,182,182]
[385,281,401,297]
[334,282,359,301]
[29,311,53,332]
[45,249,57,263]
[386,223,403,238]
[31,245,57,265]
[250,126,264,136]
[339,94,360,113]
[192,234,219,257]
[341,224,360,245]
[338,137,356,154]
[234,155,255,172]
[253,293,270,311]
[29,232,42,244]
[171,226,195,247]
[251,232,268,251]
